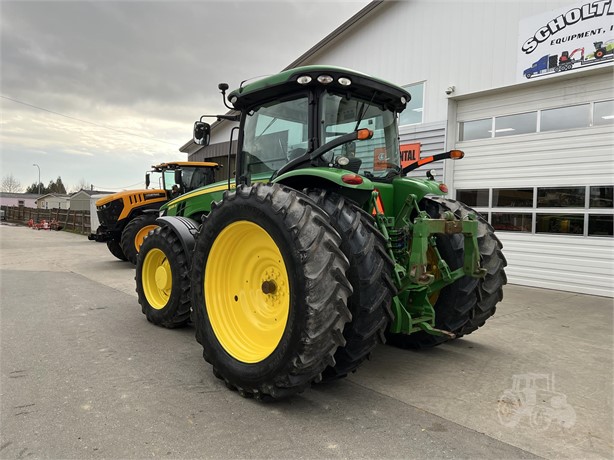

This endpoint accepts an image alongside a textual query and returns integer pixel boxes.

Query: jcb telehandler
[135,66,507,400]
[88,161,218,264]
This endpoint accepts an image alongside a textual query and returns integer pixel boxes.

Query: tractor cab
[195,66,410,186]
[148,161,219,197]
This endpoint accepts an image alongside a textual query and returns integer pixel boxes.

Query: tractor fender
[141,208,160,215]
[274,167,375,206]
[155,216,200,258]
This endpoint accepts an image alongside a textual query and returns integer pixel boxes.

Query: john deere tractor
[135,66,507,400]
[89,161,218,264]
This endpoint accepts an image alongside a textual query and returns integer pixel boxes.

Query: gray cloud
[1,0,368,189]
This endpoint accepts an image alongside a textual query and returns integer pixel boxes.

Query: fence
[1,206,92,235]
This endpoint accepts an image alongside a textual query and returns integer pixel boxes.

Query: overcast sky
[0,0,369,192]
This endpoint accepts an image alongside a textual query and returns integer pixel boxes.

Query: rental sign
[517,0,614,82]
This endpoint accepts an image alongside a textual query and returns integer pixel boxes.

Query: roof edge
[283,0,385,70]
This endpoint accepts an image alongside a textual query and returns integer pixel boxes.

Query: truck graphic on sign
[523,40,614,78]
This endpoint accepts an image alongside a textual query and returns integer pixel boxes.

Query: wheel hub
[155,265,171,290]
[261,280,277,295]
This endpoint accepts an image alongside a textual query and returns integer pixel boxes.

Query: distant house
[69,189,113,211]
[36,193,71,210]
[0,192,40,208]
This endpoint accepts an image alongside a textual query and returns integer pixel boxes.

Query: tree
[48,176,66,194]
[24,176,67,195]
[71,178,91,193]
[1,173,23,193]
[25,182,48,194]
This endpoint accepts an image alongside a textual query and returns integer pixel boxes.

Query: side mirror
[145,173,150,189]
[193,122,211,146]
[174,169,182,186]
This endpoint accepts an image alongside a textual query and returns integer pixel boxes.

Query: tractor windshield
[320,92,400,179]
[163,166,216,194]
[242,95,309,176]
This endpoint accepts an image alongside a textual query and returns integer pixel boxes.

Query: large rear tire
[121,214,159,265]
[191,183,352,399]
[106,239,127,261]
[387,196,507,349]
[135,225,191,328]
[307,190,395,380]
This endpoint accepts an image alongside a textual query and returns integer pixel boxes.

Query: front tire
[387,196,507,349]
[191,183,352,399]
[106,239,127,261]
[136,225,191,328]
[121,214,159,265]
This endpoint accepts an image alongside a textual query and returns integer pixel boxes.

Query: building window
[456,189,489,207]
[399,82,424,126]
[588,215,613,237]
[458,99,611,141]
[459,118,491,141]
[589,186,613,208]
[540,104,590,132]
[537,187,585,208]
[456,185,613,238]
[492,213,532,232]
[536,214,584,235]
[593,100,614,126]
[493,112,537,137]
[492,188,533,207]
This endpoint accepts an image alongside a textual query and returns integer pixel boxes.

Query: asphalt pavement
[1,224,612,459]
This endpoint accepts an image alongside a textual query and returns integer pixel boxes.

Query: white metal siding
[399,121,447,179]
[301,1,581,124]
[497,233,613,297]
[453,72,614,297]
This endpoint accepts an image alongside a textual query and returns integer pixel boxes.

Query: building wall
[37,197,70,210]
[70,191,94,211]
[300,1,601,122]
[0,194,38,208]
[181,0,613,296]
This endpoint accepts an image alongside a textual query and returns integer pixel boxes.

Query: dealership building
[182,0,614,297]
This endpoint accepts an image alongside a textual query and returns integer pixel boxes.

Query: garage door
[451,70,613,297]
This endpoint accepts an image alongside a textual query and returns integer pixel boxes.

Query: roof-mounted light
[230,96,238,104]
[338,77,352,86]
[297,75,312,85]
[401,96,408,104]
[450,149,465,159]
[317,75,333,84]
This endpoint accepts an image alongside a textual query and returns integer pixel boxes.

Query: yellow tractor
[88,161,218,264]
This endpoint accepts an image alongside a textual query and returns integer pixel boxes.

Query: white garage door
[451,70,613,297]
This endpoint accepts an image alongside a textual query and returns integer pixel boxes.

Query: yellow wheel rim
[135,224,158,252]
[205,221,290,363]
[142,248,172,310]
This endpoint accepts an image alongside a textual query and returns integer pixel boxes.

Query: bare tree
[71,178,91,193]
[1,173,23,193]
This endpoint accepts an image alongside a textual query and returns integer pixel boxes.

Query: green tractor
[135,66,506,400]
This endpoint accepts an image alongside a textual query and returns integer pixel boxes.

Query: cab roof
[152,161,219,171]
[227,65,410,113]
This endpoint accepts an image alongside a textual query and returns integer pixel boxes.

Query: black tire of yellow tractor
[191,183,352,400]
[121,214,159,265]
[307,190,395,380]
[135,225,191,328]
[106,239,127,261]
[387,196,507,349]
